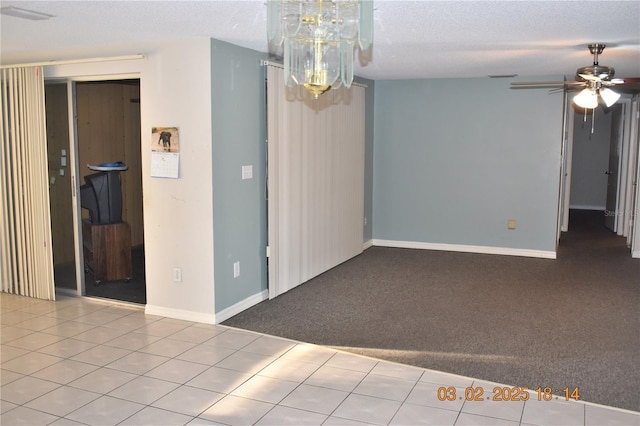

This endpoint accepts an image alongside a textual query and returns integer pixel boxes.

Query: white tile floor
[1,293,638,426]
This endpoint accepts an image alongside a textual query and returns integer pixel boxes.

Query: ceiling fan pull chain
[591,108,595,134]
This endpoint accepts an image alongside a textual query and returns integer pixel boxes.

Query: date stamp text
[437,386,581,402]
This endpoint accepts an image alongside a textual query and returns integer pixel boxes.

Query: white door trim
[616,99,632,236]
[67,81,84,296]
[630,97,640,256]
[559,93,574,236]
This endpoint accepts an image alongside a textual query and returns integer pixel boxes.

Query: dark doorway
[75,79,145,304]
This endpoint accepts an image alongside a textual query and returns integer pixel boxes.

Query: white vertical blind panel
[0,70,13,289]
[267,65,364,299]
[0,67,55,299]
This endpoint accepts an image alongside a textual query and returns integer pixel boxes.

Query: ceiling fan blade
[611,77,640,94]
[548,85,583,93]
[616,77,640,84]
[510,81,583,86]
[578,73,601,82]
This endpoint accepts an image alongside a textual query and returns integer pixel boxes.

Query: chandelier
[267,0,374,99]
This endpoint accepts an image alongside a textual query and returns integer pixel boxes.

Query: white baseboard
[633,250,640,259]
[145,304,217,324]
[215,289,269,323]
[145,290,268,324]
[363,239,374,250]
[372,239,556,259]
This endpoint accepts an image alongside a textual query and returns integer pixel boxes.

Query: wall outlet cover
[173,268,182,282]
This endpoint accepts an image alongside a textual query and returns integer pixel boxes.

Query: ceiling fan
[511,43,640,110]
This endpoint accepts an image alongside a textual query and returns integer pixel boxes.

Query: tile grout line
[3,293,640,425]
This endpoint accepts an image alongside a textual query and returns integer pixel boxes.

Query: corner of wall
[210,39,268,315]
[214,290,268,323]
[141,38,216,318]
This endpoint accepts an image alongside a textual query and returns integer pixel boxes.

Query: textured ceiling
[1,1,639,81]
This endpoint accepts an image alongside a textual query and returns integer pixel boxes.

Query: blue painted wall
[211,39,267,313]
[373,77,564,253]
[211,44,565,312]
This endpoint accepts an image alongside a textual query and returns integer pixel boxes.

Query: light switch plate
[242,165,253,180]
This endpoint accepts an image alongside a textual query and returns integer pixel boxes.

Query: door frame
[67,81,83,296]
[64,73,142,296]
[619,98,638,239]
[630,97,640,257]
[557,90,573,239]
[605,102,624,232]
[559,96,640,257]
[609,98,636,238]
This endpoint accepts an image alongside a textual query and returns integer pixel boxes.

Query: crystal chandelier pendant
[267,0,374,99]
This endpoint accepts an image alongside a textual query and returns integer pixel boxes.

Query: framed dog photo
[151,126,180,178]
[152,127,179,153]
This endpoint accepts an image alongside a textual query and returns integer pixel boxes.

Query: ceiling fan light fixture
[599,88,621,107]
[573,88,598,109]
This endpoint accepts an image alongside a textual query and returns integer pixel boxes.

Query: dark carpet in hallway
[54,246,146,305]
[85,246,146,304]
[224,210,640,411]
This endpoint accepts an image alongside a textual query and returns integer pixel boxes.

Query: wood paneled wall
[122,86,143,246]
[76,81,143,247]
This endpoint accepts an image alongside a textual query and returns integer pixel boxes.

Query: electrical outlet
[508,219,516,230]
[173,268,182,282]
[364,216,368,226]
[233,261,240,278]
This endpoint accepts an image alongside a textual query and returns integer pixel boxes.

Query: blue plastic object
[87,162,128,172]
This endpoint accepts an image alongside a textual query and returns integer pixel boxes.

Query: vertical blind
[0,67,55,299]
[266,64,365,299]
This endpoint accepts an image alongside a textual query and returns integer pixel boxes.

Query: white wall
[569,108,612,210]
[45,38,216,322]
